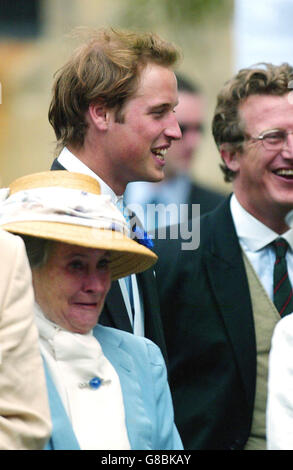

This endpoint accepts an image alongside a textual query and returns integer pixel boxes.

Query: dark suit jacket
[50,158,168,363]
[187,181,225,215]
[154,196,257,450]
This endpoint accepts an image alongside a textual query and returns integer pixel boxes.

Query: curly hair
[48,28,181,153]
[212,63,293,182]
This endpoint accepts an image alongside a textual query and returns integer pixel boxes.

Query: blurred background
[0,0,292,191]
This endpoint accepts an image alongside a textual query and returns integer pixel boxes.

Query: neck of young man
[68,144,127,196]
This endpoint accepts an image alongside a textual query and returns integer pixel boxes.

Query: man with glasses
[125,73,224,230]
[154,63,293,449]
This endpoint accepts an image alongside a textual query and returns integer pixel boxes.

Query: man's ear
[88,102,110,131]
[220,144,240,173]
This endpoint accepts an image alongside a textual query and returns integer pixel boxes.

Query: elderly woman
[0,171,182,451]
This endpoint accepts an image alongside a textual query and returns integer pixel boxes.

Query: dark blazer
[51,158,168,363]
[154,196,257,450]
[187,181,225,215]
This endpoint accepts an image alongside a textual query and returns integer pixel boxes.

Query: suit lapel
[94,326,152,449]
[43,361,80,450]
[138,268,168,364]
[100,281,133,332]
[204,199,256,408]
[51,159,65,171]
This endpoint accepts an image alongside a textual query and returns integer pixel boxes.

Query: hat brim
[1,220,157,280]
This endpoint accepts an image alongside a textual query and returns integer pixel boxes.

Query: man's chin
[139,172,165,183]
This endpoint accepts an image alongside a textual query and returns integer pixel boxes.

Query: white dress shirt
[35,305,130,450]
[230,194,293,301]
[57,147,145,336]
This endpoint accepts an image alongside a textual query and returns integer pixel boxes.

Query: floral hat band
[0,171,157,280]
[0,187,129,236]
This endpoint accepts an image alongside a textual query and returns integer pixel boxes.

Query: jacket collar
[203,196,256,409]
[93,325,153,449]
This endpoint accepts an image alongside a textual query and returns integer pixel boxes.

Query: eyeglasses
[248,129,293,151]
[179,123,204,136]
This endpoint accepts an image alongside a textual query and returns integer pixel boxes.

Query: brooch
[78,376,111,390]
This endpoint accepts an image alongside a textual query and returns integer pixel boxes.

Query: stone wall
[0,0,233,193]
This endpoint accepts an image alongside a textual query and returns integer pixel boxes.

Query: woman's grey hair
[20,235,53,269]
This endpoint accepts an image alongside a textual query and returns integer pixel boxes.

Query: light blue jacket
[44,325,183,450]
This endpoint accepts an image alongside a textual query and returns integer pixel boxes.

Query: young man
[49,28,181,361]
[154,62,293,449]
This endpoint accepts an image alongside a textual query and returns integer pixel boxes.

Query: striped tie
[273,237,293,317]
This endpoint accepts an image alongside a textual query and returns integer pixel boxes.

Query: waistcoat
[242,252,280,450]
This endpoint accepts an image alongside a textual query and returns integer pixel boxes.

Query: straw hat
[0,171,157,279]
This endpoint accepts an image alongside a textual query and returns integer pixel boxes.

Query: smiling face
[222,93,293,233]
[32,243,111,334]
[101,63,181,192]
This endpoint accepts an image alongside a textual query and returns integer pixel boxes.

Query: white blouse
[35,305,131,450]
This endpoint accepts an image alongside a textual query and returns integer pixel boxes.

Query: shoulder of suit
[0,229,22,250]
[96,324,163,362]
[97,323,152,345]
[0,229,15,242]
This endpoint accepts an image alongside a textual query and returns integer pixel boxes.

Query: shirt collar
[57,147,122,205]
[230,193,293,251]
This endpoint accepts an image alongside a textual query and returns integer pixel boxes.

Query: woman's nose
[83,271,110,293]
